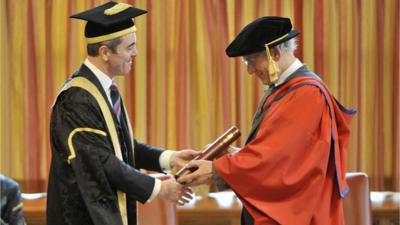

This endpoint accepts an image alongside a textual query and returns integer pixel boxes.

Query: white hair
[273,38,298,54]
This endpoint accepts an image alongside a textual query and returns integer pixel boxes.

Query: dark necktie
[110,82,121,123]
[110,82,130,161]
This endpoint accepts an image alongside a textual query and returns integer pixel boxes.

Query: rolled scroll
[175,126,241,179]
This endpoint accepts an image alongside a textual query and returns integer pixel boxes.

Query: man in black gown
[47,2,197,225]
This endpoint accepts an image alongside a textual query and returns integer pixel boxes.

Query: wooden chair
[22,193,47,225]
[343,172,372,225]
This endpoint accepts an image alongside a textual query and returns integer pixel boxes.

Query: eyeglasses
[242,57,254,65]
[241,52,264,66]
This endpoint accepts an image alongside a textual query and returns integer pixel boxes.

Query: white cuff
[228,146,241,154]
[159,150,174,172]
[146,178,161,203]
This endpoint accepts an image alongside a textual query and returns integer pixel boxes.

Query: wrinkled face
[242,52,270,85]
[107,32,137,76]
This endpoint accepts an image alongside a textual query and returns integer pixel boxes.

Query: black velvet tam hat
[70,1,147,44]
[226,16,300,57]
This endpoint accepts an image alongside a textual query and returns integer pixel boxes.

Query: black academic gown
[47,64,164,225]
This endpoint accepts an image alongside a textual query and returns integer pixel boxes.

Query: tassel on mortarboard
[104,3,131,15]
[264,33,289,84]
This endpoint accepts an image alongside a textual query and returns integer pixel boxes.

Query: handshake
[159,127,240,205]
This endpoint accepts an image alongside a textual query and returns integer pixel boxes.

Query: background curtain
[0,0,398,192]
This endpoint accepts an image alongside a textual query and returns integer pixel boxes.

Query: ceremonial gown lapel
[73,65,135,165]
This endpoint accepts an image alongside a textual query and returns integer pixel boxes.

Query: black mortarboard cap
[226,16,300,57]
[70,1,147,44]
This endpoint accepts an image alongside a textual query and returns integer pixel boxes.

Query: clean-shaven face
[242,52,271,85]
[107,32,137,76]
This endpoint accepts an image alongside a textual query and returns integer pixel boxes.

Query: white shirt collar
[274,58,303,87]
[84,58,114,93]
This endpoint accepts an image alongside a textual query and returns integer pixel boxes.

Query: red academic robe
[214,73,355,225]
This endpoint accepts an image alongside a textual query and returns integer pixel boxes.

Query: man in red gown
[178,17,356,225]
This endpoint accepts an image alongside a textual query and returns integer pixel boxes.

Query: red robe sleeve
[214,85,333,224]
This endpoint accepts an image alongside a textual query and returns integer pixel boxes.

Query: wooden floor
[23,191,399,225]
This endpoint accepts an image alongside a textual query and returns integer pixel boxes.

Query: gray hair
[273,38,298,54]
[87,37,122,57]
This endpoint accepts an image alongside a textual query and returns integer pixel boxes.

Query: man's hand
[159,178,193,205]
[170,149,199,169]
[177,160,213,186]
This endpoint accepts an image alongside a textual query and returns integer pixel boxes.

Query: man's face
[242,52,270,85]
[107,32,137,76]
